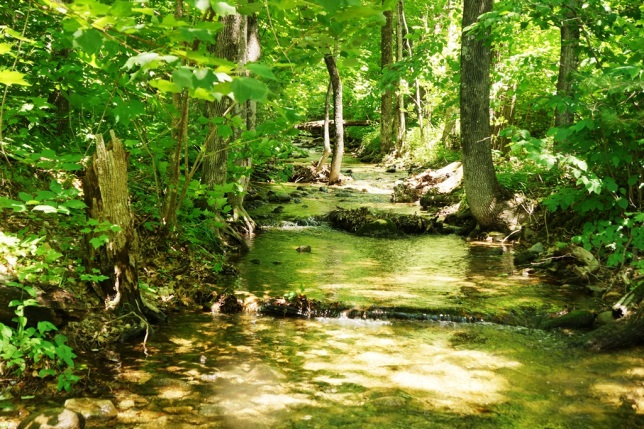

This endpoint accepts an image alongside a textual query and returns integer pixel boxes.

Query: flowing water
[3,153,644,428]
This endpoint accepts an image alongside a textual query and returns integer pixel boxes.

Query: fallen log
[295,119,372,132]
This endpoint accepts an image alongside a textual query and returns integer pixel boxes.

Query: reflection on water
[113,314,644,428]
[228,226,595,315]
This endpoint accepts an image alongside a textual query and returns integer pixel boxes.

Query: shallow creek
[4,152,644,428]
[111,153,643,428]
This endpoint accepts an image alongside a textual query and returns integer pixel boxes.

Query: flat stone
[162,406,194,414]
[18,408,83,429]
[64,398,117,421]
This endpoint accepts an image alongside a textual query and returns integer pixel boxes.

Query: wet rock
[385,165,397,173]
[272,206,284,214]
[293,198,302,204]
[356,219,401,238]
[296,245,311,253]
[318,186,330,193]
[569,245,600,272]
[64,398,116,422]
[18,408,84,429]
[250,259,261,265]
[212,293,242,314]
[268,193,291,203]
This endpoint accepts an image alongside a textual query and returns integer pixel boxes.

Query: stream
[4,151,644,428]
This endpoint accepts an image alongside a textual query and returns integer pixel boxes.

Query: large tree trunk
[380,6,394,155]
[460,0,505,230]
[325,54,344,185]
[554,0,580,131]
[83,131,145,316]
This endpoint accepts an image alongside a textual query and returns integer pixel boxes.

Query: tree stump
[83,131,147,317]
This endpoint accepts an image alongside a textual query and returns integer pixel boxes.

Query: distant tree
[554,0,580,130]
[380,5,394,155]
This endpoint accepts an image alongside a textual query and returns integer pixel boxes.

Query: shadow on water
[112,313,644,428]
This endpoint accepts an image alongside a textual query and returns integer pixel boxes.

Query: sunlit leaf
[32,205,58,214]
[210,1,236,16]
[0,70,30,86]
[149,79,181,93]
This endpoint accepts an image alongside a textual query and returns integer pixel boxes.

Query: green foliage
[0,283,77,392]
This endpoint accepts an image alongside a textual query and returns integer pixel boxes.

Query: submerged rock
[296,245,312,252]
[19,408,84,429]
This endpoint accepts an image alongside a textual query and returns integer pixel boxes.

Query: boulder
[63,398,117,422]
[18,408,84,429]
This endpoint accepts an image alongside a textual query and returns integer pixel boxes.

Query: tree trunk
[460,0,505,230]
[393,0,406,155]
[229,12,260,235]
[380,6,394,155]
[325,54,344,185]
[83,131,144,316]
[202,13,244,188]
[316,81,332,172]
[554,0,580,130]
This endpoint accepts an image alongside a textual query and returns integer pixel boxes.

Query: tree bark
[202,13,244,188]
[316,81,332,172]
[229,11,260,235]
[554,0,580,130]
[325,54,344,185]
[393,0,406,155]
[83,131,144,316]
[380,6,394,155]
[460,0,505,230]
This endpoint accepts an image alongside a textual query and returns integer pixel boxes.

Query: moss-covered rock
[356,219,401,238]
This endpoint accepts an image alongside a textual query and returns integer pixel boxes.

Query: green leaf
[210,1,236,16]
[231,77,268,103]
[18,192,34,202]
[0,70,30,86]
[246,63,277,81]
[149,79,181,93]
[39,368,57,378]
[73,28,103,56]
[89,235,109,249]
[63,200,87,209]
[37,321,58,335]
[0,43,12,55]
